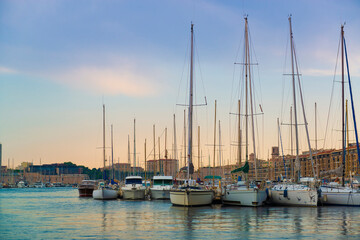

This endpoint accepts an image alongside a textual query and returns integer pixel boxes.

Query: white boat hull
[270,189,318,206]
[92,188,118,200]
[150,189,171,200]
[223,189,267,207]
[122,189,146,200]
[170,189,214,206]
[320,188,360,206]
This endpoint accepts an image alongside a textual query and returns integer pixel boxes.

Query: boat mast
[158,137,161,173]
[341,24,345,187]
[213,100,217,186]
[289,16,300,183]
[198,125,201,180]
[133,118,136,176]
[111,124,114,180]
[183,109,186,170]
[245,17,249,168]
[315,102,318,177]
[219,120,223,177]
[247,19,258,180]
[187,23,194,180]
[153,124,156,175]
[173,114,177,160]
[145,139,147,182]
[103,104,106,180]
[238,100,241,166]
[165,127,168,175]
[128,135,131,167]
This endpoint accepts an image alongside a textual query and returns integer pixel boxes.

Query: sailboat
[270,16,318,207]
[319,25,360,206]
[150,128,174,200]
[93,104,118,200]
[122,119,146,200]
[170,23,214,206]
[222,16,267,207]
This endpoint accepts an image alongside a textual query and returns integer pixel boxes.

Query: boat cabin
[152,176,173,186]
[125,176,142,185]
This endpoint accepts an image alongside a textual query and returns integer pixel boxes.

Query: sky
[1,0,360,169]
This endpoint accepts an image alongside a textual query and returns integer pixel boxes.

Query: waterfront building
[147,159,179,177]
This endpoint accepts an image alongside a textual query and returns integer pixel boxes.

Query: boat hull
[122,189,146,200]
[92,188,118,200]
[223,189,267,207]
[79,188,95,197]
[320,188,360,206]
[150,189,171,200]
[170,189,214,206]
[270,189,318,207]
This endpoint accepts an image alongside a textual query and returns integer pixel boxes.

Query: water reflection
[2,188,360,239]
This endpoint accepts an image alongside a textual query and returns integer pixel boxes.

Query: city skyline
[1,0,360,169]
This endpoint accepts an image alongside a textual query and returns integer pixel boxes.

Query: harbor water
[1,188,360,239]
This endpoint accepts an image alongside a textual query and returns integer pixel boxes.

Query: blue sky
[1,0,360,169]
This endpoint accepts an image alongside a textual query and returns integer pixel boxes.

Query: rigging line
[194,34,208,107]
[281,31,290,122]
[323,33,341,150]
[175,34,190,113]
[248,26,264,108]
[344,37,360,166]
[293,37,316,178]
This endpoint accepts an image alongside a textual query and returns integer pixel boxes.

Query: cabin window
[126,179,142,184]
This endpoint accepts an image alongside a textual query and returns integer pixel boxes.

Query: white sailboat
[170,23,214,206]
[93,104,118,200]
[222,17,267,207]
[320,25,360,206]
[270,16,318,207]
[122,119,146,200]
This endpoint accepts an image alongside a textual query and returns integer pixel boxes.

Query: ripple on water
[1,188,360,239]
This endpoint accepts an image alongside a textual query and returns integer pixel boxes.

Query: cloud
[0,66,17,74]
[54,66,162,97]
[301,68,337,77]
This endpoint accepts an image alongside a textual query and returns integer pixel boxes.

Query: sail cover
[231,161,249,174]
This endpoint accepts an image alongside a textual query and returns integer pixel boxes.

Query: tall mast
[238,100,241,166]
[187,23,194,179]
[153,124,156,175]
[173,114,177,161]
[247,19,258,180]
[219,120,223,177]
[290,106,294,179]
[158,137,161,174]
[183,109,186,169]
[144,139,147,182]
[289,16,300,182]
[128,135,130,165]
[133,118,136,175]
[245,17,249,165]
[213,100,217,186]
[103,104,106,180]
[111,124,114,180]
[315,102,318,177]
[341,24,345,187]
[165,127,168,175]
[198,126,201,179]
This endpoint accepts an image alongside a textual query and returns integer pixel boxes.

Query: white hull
[270,189,318,206]
[122,189,146,200]
[92,188,118,200]
[150,189,171,200]
[170,189,214,206]
[320,187,360,206]
[223,189,267,207]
